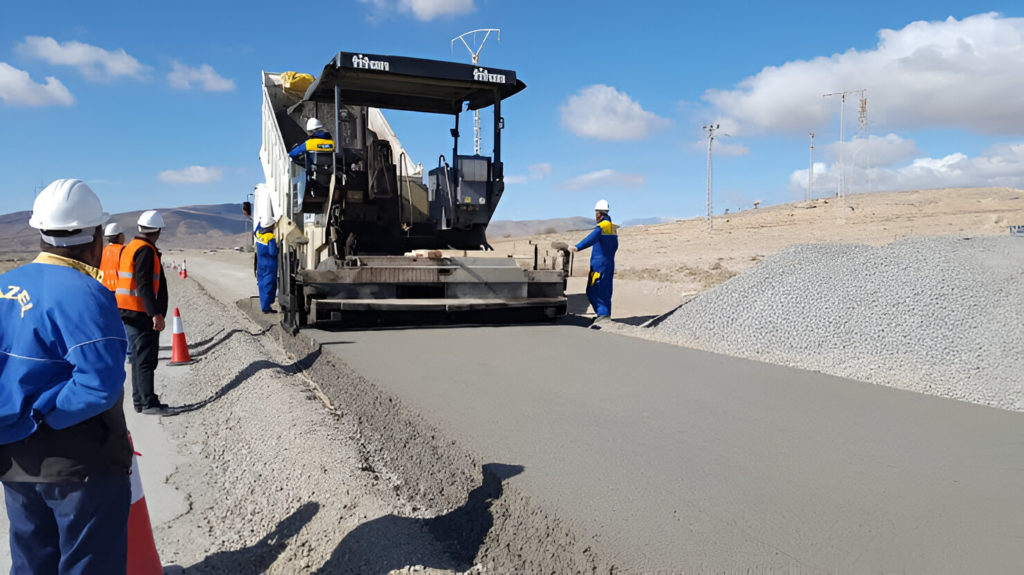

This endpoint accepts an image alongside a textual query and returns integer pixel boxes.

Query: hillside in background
[0,205,601,254]
[0,203,250,253]
[486,217,593,239]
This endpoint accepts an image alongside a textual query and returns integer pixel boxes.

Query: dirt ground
[489,187,1024,321]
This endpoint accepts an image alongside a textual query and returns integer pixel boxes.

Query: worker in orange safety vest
[116,211,169,415]
[99,222,125,292]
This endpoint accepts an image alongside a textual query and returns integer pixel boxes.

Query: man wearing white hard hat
[288,117,334,165]
[254,213,279,313]
[99,222,125,292]
[115,210,170,415]
[0,179,133,573]
[568,199,619,327]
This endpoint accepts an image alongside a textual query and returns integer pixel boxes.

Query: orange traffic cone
[180,260,187,280]
[127,434,163,574]
[168,308,193,365]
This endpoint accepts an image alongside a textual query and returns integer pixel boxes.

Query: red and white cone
[180,260,187,280]
[127,435,163,574]
[168,308,193,365]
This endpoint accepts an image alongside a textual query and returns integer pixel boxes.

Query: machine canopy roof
[302,51,526,114]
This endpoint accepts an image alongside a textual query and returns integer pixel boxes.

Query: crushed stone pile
[651,235,1024,411]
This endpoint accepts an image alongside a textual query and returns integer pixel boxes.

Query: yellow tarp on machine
[280,71,314,96]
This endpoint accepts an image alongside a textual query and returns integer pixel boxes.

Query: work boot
[142,402,170,415]
[589,315,611,329]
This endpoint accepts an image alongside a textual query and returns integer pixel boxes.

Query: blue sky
[2,1,1023,222]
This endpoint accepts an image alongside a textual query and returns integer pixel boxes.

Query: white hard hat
[104,222,123,237]
[594,199,610,212]
[259,213,277,228]
[306,118,324,132]
[137,209,165,231]
[29,179,109,246]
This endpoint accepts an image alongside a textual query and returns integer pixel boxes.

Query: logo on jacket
[473,68,506,83]
[1,286,33,318]
[352,54,390,72]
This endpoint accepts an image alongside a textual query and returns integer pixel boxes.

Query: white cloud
[507,162,553,184]
[359,0,474,21]
[789,141,1024,196]
[159,166,223,184]
[168,61,235,92]
[528,163,552,179]
[561,85,669,141]
[16,36,146,81]
[0,62,74,107]
[706,13,1024,135]
[690,138,750,157]
[563,169,645,191]
[827,134,921,167]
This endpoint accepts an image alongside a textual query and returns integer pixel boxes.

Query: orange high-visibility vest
[99,243,124,292]
[115,239,161,313]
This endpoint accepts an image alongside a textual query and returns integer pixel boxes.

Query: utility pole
[808,131,815,202]
[452,28,501,156]
[823,89,865,199]
[702,123,720,231]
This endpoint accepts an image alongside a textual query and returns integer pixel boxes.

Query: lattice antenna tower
[858,90,868,134]
[856,90,871,192]
[452,28,501,155]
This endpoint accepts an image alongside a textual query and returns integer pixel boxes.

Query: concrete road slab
[309,323,1024,573]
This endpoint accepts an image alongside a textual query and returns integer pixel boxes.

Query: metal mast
[823,89,865,198]
[702,123,720,231]
[808,132,815,202]
[452,28,501,156]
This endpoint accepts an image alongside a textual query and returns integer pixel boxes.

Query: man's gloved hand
[568,245,578,253]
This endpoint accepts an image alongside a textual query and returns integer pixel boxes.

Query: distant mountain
[0,203,250,253]
[1,204,659,254]
[486,217,593,239]
[623,216,673,227]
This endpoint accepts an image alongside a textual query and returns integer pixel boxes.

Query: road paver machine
[259,51,568,330]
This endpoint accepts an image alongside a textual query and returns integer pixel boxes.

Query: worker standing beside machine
[254,215,278,313]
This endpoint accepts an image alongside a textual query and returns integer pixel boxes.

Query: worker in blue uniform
[0,179,132,574]
[254,215,279,313]
[569,199,618,327]
[288,117,335,165]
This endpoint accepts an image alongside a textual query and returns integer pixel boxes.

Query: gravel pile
[650,235,1024,411]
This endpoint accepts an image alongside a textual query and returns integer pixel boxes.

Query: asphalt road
[188,251,1024,573]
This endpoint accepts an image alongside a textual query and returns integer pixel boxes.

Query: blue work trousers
[586,267,614,317]
[3,470,130,574]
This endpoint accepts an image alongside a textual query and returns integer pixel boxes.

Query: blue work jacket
[289,130,335,161]
[575,215,619,273]
[0,254,128,444]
